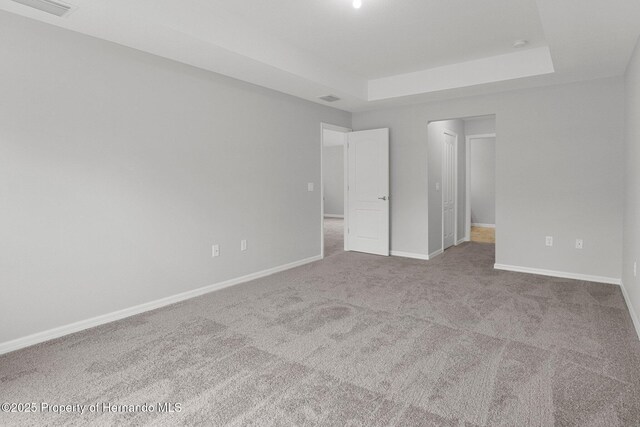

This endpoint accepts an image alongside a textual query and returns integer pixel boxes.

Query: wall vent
[318,95,341,103]
[11,0,74,17]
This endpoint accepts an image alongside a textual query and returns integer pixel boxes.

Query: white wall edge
[324,214,344,218]
[471,223,496,228]
[429,249,443,259]
[390,250,429,260]
[620,281,640,340]
[494,263,621,285]
[0,254,322,356]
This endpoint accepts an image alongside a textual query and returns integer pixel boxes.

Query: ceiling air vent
[11,0,74,17]
[318,95,341,103]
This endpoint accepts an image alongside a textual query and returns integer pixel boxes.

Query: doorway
[321,123,350,258]
[466,132,496,244]
[427,115,496,258]
[321,124,390,258]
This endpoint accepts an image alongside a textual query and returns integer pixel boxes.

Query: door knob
[378,196,388,201]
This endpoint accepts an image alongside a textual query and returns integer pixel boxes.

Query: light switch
[307,182,314,192]
[435,182,440,191]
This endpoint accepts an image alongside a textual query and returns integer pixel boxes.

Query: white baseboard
[0,255,322,356]
[390,250,429,260]
[494,263,621,285]
[620,280,640,340]
[324,214,344,218]
[456,239,466,245]
[429,249,443,259]
[471,223,495,228]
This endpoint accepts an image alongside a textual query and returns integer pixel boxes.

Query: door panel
[443,131,456,250]
[347,128,389,256]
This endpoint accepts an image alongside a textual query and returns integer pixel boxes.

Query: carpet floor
[1,222,639,426]
[323,217,344,257]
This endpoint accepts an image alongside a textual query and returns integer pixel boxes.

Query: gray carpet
[323,217,344,257]
[2,221,640,426]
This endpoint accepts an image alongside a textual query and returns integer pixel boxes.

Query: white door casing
[442,131,457,250]
[346,128,390,256]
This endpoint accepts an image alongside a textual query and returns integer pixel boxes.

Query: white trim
[465,133,496,241]
[456,238,466,245]
[324,214,344,218]
[620,280,640,340]
[390,250,429,260]
[441,129,458,252]
[322,123,352,133]
[429,248,444,259]
[344,131,350,251]
[471,223,495,228]
[494,263,621,285]
[0,255,322,356]
[321,123,351,258]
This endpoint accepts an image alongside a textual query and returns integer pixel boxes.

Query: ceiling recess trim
[10,0,73,17]
[368,47,555,101]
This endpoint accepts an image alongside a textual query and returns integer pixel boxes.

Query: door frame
[465,133,496,241]
[441,129,458,252]
[320,122,351,258]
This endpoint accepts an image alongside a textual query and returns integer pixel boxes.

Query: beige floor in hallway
[471,226,495,243]
[1,219,639,426]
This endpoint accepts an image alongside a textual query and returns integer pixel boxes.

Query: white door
[442,131,456,250]
[346,128,389,256]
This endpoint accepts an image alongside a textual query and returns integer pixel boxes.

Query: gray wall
[623,36,640,333]
[465,117,496,136]
[427,119,466,254]
[470,137,496,225]
[0,12,350,344]
[322,145,344,216]
[353,77,624,280]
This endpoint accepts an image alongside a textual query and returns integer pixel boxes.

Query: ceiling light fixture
[513,39,528,49]
[353,0,362,9]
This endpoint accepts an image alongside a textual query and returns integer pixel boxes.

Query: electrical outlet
[307,182,314,192]
[545,236,553,247]
[241,239,247,251]
[212,244,220,257]
[575,239,583,249]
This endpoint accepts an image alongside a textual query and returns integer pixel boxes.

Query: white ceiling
[1,0,639,112]
[208,0,548,80]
